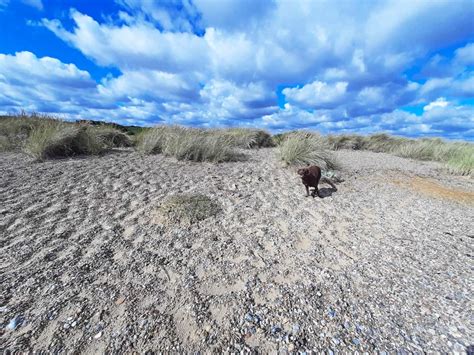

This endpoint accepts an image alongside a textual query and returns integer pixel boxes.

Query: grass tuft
[277,131,339,169]
[155,194,222,226]
[136,125,247,162]
[328,133,474,176]
[24,120,104,161]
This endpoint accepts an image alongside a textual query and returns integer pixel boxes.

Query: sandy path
[1,148,473,352]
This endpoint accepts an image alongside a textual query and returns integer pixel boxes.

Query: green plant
[135,125,244,162]
[277,131,338,169]
[24,120,106,161]
[91,126,133,148]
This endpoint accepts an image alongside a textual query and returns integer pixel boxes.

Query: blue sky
[0,0,473,140]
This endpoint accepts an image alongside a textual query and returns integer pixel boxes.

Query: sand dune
[1,148,473,352]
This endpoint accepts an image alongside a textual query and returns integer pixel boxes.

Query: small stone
[64,323,70,329]
[115,296,126,305]
[7,315,23,330]
[288,343,295,352]
[245,313,254,322]
[94,331,103,339]
[352,338,360,346]
[271,325,282,335]
[292,324,300,334]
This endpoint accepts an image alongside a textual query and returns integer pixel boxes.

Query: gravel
[0,148,473,352]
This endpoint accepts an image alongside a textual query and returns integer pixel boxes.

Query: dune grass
[0,114,40,151]
[328,133,474,176]
[216,128,274,148]
[277,131,339,169]
[136,125,273,162]
[0,114,132,160]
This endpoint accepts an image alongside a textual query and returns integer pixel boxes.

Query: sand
[1,148,473,352]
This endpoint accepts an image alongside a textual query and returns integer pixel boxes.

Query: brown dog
[297,165,337,198]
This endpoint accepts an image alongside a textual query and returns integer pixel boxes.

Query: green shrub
[277,131,338,169]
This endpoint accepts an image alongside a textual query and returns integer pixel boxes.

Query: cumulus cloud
[0,52,99,112]
[42,10,209,72]
[283,81,348,109]
[0,0,472,139]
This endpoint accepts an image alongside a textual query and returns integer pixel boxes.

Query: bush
[154,194,222,226]
[136,125,244,162]
[277,131,338,169]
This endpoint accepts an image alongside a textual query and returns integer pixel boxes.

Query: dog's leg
[313,187,321,198]
[305,185,310,197]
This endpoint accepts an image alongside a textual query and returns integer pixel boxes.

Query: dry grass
[215,128,274,148]
[135,125,254,162]
[1,114,132,160]
[24,120,103,161]
[153,194,222,226]
[277,131,339,169]
[327,133,473,176]
[0,113,41,151]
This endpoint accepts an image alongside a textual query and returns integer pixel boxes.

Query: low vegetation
[1,114,132,160]
[155,194,222,226]
[327,133,474,176]
[217,128,274,148]
[1,114,471,175]
[277,131,339,169]
[136,125,273,162]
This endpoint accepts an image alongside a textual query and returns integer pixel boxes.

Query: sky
[0,0,473,140]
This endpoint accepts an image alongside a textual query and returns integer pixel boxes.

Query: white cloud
[0,0,471,139]
[423,97,449,111]
[42,10,209,72]
[283,81,348,109]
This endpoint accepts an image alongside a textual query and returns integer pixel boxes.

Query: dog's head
[297,167,309,176]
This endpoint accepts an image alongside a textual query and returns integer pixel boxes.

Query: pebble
[94,331,103,339]
[288,343,295,352]
[352,338,361,346]
[328,309,336,318]
[7,315,23,330]
[292,324,300,334]
[271,325,282,335]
